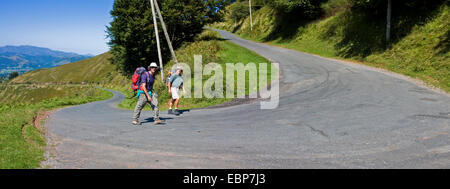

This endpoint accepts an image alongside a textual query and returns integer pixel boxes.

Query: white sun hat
[149,62,158,68]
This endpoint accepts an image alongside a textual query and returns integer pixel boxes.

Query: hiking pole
[150,0,164,82]
[154,0,178,64]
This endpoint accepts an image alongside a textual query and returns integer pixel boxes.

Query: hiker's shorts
[171,87,180,99]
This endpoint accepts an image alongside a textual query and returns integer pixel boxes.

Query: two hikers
[132,63,163,125]
[132,64,185,125]
[167,67,185,116]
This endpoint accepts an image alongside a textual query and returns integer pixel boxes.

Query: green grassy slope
[2,50,119,168]
[365,6,449,90]
[0,85,112,168]
[213,2,449,92]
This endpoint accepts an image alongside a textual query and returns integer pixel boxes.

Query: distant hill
[11,52,127,86]
[0,45,93,77]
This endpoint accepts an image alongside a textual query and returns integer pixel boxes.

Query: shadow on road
[142,117,173,125]
[177,109,190,115]
[141,109,191,124]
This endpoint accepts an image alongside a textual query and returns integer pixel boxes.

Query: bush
[321,0,352,17]
[8,72,19,80]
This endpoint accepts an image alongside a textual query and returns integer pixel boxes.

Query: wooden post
[386,0,392,43]
[154,0,178,64]
[249,0,253,31]
[150,0,164,81]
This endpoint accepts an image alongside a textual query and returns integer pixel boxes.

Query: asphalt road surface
[43,29,450,168]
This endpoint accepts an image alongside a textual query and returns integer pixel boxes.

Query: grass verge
[0,84,112,168]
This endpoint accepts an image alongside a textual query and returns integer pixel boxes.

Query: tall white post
[249,0,253,31]
[150,0,164,81]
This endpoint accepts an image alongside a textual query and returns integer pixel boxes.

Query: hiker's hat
[149,62,158,68]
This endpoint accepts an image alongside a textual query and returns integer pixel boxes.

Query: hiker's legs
[133,94,148,121]
[150,92,160,120]
[174,98,180,109]
[168,98,173,109]
[171,87,180,109]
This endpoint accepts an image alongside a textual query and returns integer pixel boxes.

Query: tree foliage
[351,0,447,17]
[228,1,249,22]
[255,0,325,19]
[270,0,324,16]
[205,0,234,23]
[107,0,229,75]
[8,72,19,80]
[233,0,325,19]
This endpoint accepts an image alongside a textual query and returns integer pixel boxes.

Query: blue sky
[0,0,115,55]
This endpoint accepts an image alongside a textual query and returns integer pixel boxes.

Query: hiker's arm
[142,83,152,101]
[182,84,185,94]
[168,81,172,94]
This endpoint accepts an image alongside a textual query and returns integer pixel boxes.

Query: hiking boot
[168,109,173,114]
[154,119,164,125]
[173,109,180,116]
[132,120,139,125]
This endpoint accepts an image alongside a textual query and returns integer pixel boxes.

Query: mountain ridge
[0,45,93,77]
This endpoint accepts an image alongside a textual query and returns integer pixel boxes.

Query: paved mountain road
[43,29,450,168]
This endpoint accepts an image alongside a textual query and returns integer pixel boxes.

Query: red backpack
[131,67,147,91]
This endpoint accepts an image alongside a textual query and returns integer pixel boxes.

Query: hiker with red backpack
[132,63,163,125]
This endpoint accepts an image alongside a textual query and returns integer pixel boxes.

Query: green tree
[205,0,234,23]
[228,1,249,23]
[107,0,228,75]
[8,72,19,80]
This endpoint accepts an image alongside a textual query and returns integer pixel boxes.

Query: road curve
[43,29,450,168]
